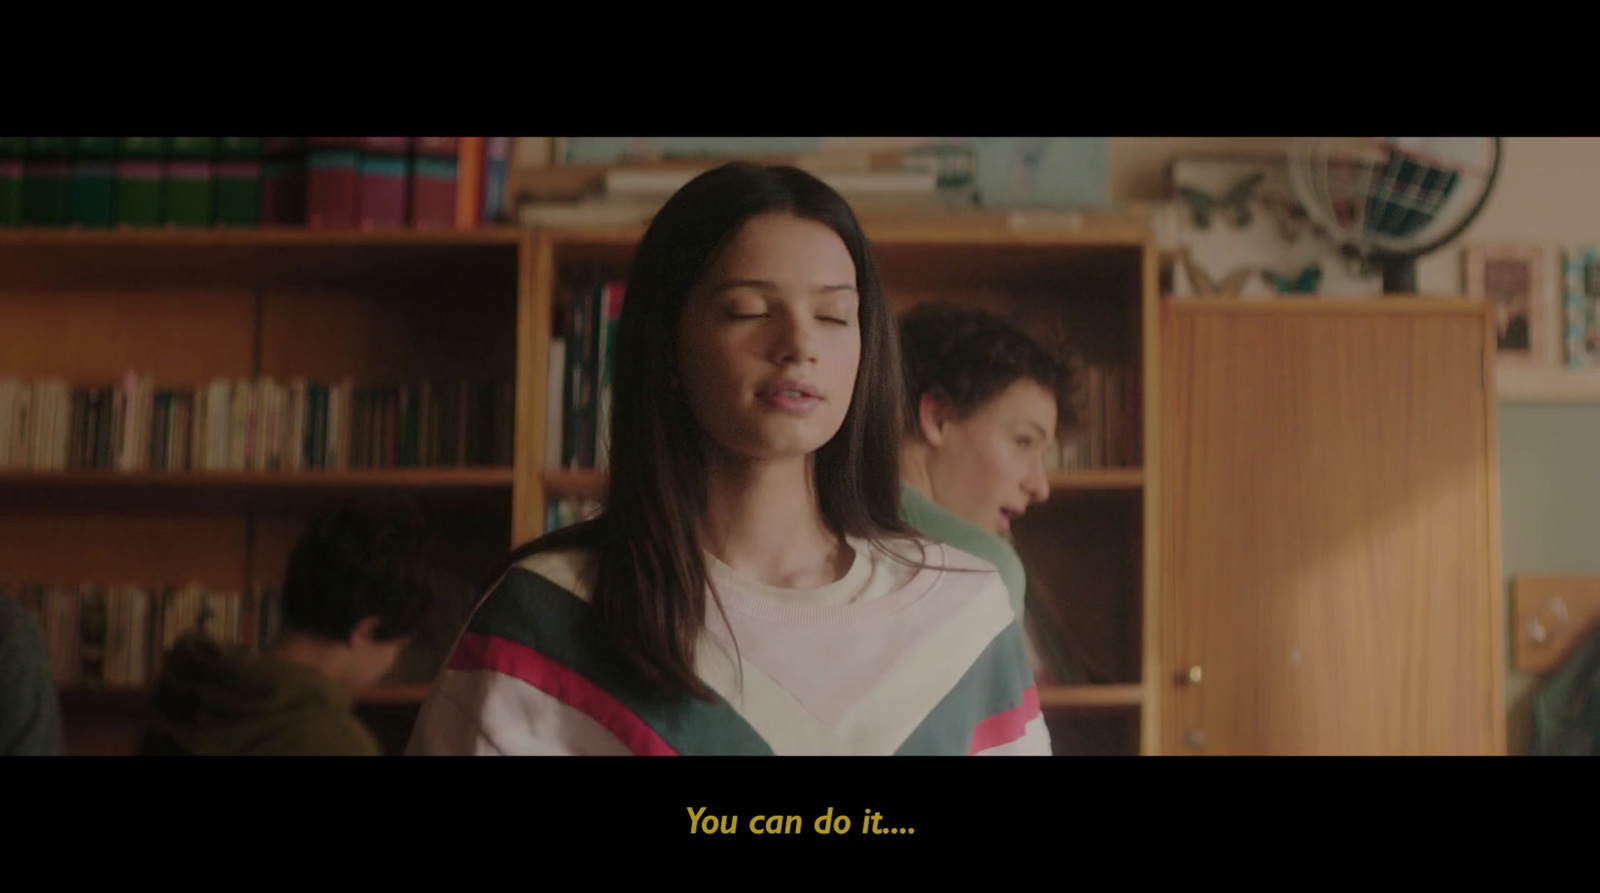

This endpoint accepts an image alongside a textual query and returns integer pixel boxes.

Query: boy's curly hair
[279,498,435,643]
[898,302,1077,437]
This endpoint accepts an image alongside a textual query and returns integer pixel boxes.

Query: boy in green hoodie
[896,303,1076,621]
[138,499,434,756]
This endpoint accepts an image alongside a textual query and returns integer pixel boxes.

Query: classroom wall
[1110,136,1600,753]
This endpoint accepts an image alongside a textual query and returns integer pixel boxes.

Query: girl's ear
[918,392,954,447]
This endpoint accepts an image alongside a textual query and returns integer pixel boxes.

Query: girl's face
[921,377,1056,536]
[676,212,862,468]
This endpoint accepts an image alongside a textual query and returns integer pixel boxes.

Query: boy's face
[920,377,1057,536]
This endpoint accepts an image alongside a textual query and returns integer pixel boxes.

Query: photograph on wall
[1463,243,1558,369]
[1561,246,1600,369]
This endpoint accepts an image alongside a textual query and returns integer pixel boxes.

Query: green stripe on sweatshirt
[467,566,775,756]
[894,622,1035,755]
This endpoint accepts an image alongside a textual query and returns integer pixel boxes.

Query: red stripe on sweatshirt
[448,631,677,756]
[968,684,1041,754]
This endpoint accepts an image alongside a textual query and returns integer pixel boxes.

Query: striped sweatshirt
[405,536,1051,756]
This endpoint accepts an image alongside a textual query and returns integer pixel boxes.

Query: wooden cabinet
[1159,301,1504,755]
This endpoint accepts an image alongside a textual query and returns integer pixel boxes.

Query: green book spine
[23,160,71,226]
[115,161,164,228]
[69,161,115,228]
[0,159,21,226]
[119,137,167,158]
[72,138,118,158]
[168,137,215,159]
[27,137,73,158]
[164,160,213,228]
[214,160,260,228]
[218,137,264,158]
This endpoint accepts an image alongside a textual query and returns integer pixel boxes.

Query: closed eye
[818,316,850,325]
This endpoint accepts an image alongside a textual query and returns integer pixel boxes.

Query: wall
[1109,137,1600,753]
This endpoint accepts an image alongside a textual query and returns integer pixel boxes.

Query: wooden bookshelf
[1039,684,1143,709]
[4,212,1161,756]
[1046,468,1143,491]
[58,682,431,707]
[0,226,523,248]
[0,468,514,512]
[540,468,1142,502]
[1,224,522,755]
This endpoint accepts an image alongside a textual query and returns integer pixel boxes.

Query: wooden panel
[1161,304,1500,755]
[1140,243,1162,755]
[535,213,1150,255]
[63,713,147,756]
[257,284,515,386]
[885,282,1140,372]
[0,238,518,292]
[59,685,433,756]
[0,513,245,588]
[1040,684,1143,708]
[0,288,255,384]
[514,231,555,546]
[1511,576,1600,674]
[0,468,512,513]
[1013,492,1142,685]
[0,228,521,248]
[539,468,1139,504]
[1045,710,1140,756]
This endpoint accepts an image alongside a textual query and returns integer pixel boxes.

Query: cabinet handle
[1178,665,1202,685]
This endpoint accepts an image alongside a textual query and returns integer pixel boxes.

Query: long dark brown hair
[496,162,928,703]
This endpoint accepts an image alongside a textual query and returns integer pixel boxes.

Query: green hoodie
[899,483,1027,620]
[0,598,63,756]
[138,633,382,756]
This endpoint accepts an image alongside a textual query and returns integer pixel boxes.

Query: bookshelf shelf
[1046,468,1143,491]
[58,683,432,708]
[0,226,523,248]
[0,468,513,511]
[541,469,608,501]
[540,468,1142,503]
[1038,683,1143,709]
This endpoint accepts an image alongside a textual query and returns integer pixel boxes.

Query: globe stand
[1348,246,1420,295]
[1380,254,1419,295]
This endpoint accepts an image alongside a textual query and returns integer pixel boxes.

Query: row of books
[545,278,625,470]
[0,137,511,230]
[1042,361,1141,471]
[0,374,514,473]
[2,583,283,688]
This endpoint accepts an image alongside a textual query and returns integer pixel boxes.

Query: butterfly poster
[1158,157,1384,300]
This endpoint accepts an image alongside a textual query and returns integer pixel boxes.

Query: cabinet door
[1160,305,1503,755]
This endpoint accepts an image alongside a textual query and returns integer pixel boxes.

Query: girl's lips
[757,380,822,413]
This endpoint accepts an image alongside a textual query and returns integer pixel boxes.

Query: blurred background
[1,136,1594,756]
